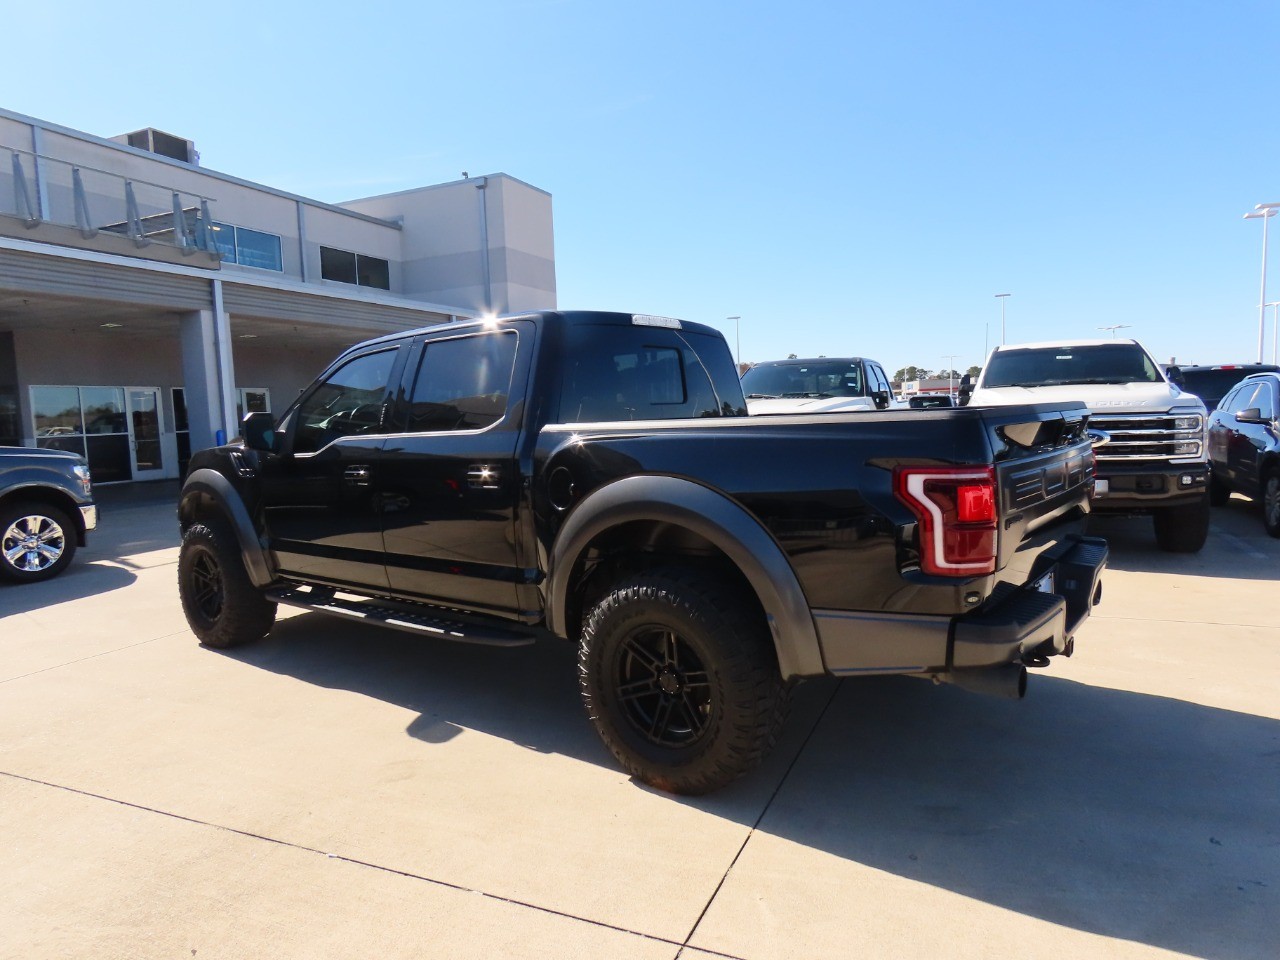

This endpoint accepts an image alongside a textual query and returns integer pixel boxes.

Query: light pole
[995,293,1011,345]
[1097,324,1132,338]
[1244,204,1280,363]
[726,316,741,369]
[1268,301,1280,364]
[941,354,959,401]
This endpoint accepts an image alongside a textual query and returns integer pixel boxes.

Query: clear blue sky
[10,1,1280,374]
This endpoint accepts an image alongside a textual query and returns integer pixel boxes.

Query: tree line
[893,365,982,382]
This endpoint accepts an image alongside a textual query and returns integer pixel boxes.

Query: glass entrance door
[126,387,165,480]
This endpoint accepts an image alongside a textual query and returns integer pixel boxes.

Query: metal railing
[3,147,218,254]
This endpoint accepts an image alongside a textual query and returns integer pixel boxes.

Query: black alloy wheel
[580,567,788,795]
[178,521,276,648]
[615,626,713,749]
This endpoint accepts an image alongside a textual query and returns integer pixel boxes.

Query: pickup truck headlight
[1173,441,1201,455]
[1173,415,1202,431]
[72,463,92,496]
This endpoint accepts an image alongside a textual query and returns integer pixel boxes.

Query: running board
[266,585,536,647]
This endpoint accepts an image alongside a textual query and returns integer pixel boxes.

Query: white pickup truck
[963,338,1210,552]
[741,357,903,414]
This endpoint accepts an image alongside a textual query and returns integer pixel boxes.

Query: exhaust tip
[941,663,1027,700]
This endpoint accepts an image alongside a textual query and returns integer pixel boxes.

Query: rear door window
[561,326,745,422]
[403,332,518,433]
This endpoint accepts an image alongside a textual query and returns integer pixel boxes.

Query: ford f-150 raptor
[177,310,1107,794]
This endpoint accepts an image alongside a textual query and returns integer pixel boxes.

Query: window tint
[405,333,518,433]
[741,360,866,399]
[983,344,1162,387]
[1232,383,1262,415]
[1219,385,1243,414]
[321,246,391,290]
[292,349,396,454]
[1258,381,1277,420]
[208,221,283,271]
[1236,381,1275,419]
[561,326,745,422]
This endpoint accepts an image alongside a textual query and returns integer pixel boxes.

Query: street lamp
[1268,301,1280,365]
[1097,324,1132,338]
[726,316,741,369]
[1244,204,1280,363]
[995,293,1011,345]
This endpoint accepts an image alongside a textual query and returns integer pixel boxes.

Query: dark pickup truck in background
[0,446,96,583]
[177,310,1107,794]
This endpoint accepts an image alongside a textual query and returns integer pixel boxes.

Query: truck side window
[562,327,745,422]
[404,332,518,433]
[292,349,397,454]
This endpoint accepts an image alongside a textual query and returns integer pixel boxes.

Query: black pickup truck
[177,310,1106,794]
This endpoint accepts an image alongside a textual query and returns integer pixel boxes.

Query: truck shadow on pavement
[229,614,1278,960]
[0,561,136,618]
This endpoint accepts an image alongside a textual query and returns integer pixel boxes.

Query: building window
[320,246,391,290]
[31,385,131,483]
[209,222,283,272]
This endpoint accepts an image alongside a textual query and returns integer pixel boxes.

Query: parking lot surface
[2,484,1277,959]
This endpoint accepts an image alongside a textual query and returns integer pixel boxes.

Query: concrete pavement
[1,484,1276,959]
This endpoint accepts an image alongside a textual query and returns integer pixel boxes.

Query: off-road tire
[178,520,276,648]
[1263,469,1280,538]
[0,501,76,583]
[1209,471,1231,507]
[1152,494,1211,553]
[579,567,789,795]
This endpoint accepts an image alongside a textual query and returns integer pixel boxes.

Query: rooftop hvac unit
[111,128,199,165]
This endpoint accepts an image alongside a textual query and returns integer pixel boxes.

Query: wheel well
[0,487,86,544]
[562,518,765,644]
[178,489,222,532]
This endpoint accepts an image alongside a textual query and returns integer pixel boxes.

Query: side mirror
[1166,365,1185,389]
[872,389,890,409]
[242,411,278,453]
[958,383,973,406]
[1235,407,1265,425]
[960,373,973,387]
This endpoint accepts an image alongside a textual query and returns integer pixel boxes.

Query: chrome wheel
[2,513,66,574]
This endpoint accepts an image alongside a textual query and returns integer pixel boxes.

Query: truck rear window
[560,326,746,422]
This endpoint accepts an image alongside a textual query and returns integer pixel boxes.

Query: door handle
[344,465,372,486]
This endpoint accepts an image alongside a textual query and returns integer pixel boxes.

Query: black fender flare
[179,468,274,588]
[546,475,825,680]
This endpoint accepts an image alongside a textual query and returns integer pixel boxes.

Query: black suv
[0,446,97,582]
[1207,372,1280,535]
[1178,363,1280,411]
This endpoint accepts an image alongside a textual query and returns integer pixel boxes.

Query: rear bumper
[951,537,1108,668]
[814,536,1108,675]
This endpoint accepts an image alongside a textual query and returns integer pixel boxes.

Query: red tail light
[894,466,998,576]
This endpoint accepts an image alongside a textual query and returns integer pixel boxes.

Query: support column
[179,290,237,452]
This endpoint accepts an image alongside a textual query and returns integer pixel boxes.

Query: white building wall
[341,175,556,315]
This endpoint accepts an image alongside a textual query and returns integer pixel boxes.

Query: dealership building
[0,107,556,483]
